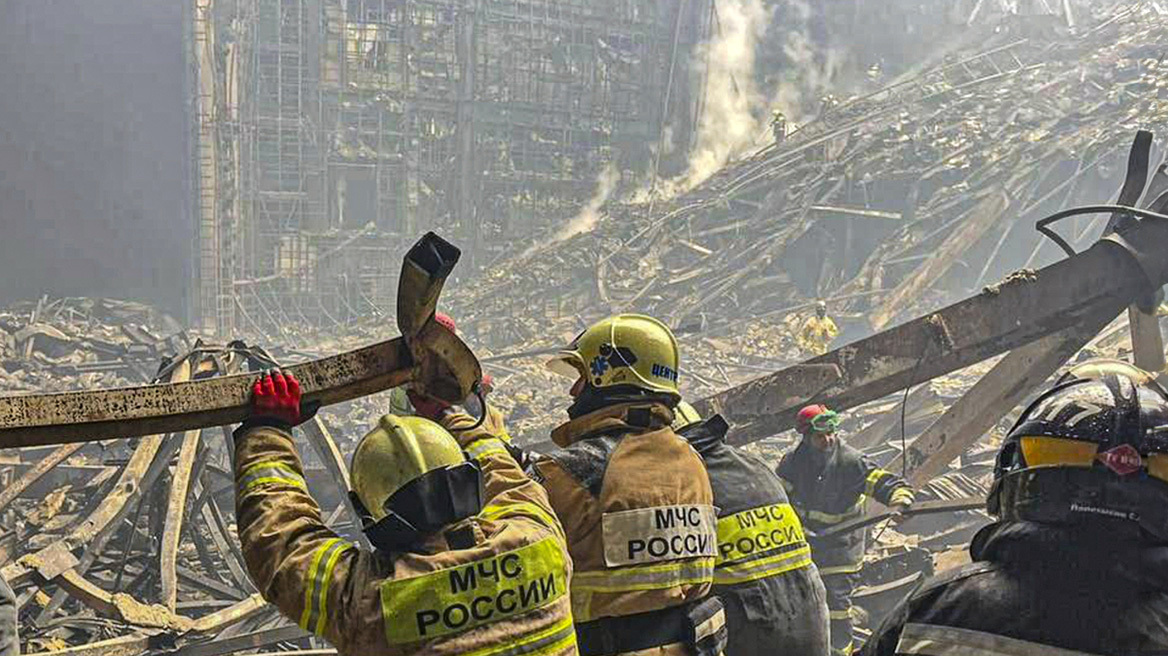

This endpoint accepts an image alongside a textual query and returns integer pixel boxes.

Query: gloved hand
[889,499,913,525]
[407,388,452,421]
[249,370,318,427]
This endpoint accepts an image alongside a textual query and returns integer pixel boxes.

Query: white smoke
[670,0,770,194]
[521,164,620,258]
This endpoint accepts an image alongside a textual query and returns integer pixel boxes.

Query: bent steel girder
[695,210,1168,446]
[0,232,479,449]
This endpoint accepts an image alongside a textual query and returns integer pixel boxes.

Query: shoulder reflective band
[601,504,718,567]
[300,538,353,635]
[480,501,565,543]
[238,460,307,494]
[465,437,509,463]
[379,536,568,645]
[713,504,811,585]
[896,622,1102,656]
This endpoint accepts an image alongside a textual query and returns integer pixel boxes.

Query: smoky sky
[0,0,189,319]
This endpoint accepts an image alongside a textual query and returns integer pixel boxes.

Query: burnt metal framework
[193,0,704,336]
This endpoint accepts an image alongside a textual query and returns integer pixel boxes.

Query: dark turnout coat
[681,416,830,656]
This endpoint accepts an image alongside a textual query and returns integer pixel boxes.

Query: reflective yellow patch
[1149,454,1168,484]
[601,504,717,567]
[1020,436,1098,467]
[715,504,807,566]
[380,537,567,645]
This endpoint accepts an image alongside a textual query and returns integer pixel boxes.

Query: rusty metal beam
[0,232,478,449]
[896,322,1104,486]
[162,429,203,611]
[694,214,1168,445]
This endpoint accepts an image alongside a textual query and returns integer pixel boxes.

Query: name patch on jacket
[715,503,807,565]
[602,504,717,567]
[379,537,567,644]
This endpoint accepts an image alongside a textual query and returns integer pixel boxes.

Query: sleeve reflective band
[465,437,509,463]
[299,538,353,635]
[864,469,893,497]
[480,501,565,543]
[601,505,717,567]
[238,461,307,494]
[379,537,567,645]
[890,488,915,505]
[713,504,812,585]
[896,622,1098,656]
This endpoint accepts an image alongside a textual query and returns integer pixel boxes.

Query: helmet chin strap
[351,461,484,552]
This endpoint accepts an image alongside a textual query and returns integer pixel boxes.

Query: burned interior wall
[196,0,710,336]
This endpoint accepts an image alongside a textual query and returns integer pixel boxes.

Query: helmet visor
[809,410,841,433]
[546,353,585,380]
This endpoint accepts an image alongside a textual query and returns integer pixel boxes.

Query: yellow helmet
[350,414,467,522]
[672,401,702,431]
[547,314,681,399]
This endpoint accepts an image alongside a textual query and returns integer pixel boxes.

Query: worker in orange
[232,364,577,656]
[797,301,839,357]
[540,314,727,656]
[776,405,914,655]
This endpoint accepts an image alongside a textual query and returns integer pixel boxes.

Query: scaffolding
[192,0,707,336]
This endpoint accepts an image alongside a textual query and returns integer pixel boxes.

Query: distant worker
[861,360,1168,655]
[772,111,788,144]
[798,301,839,356]
[540,315,726,656]
[776,405,914,656]
[674,402,830,656]
[232,367,577,656]
[0,573,16,656]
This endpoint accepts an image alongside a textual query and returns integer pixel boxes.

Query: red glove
[250,370,314,427]
[407,388,452,421]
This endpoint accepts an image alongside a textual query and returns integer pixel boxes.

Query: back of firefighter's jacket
[536,403,717,626]
[233,415,577,656]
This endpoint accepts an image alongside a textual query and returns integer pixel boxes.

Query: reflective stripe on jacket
[535,403,716,625]
[233,414,576,656]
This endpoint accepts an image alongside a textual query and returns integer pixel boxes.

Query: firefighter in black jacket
[674,403,830,656]
[775,405,914,655]
[861,360,1168,656]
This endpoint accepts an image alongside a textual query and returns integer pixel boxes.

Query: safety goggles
[809,410,841,434]
[1020,436,1168,484]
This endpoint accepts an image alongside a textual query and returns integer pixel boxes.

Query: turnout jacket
[681,416,830,656]
[861,521,1168,656]
[775,439,913,572]
[233,414,577,656]
[534,402,717,625]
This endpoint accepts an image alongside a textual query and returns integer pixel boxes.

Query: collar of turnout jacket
[550,402,674,448]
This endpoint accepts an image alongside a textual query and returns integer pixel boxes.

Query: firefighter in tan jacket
[233,370,577,656]
[540,315,727,656]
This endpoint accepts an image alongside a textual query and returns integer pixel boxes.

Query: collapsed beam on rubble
[694,211,1168,446]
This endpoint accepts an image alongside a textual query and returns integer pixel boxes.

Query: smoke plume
[522,164,620,258]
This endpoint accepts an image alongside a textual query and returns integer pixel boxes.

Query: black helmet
[987,360,1168,543]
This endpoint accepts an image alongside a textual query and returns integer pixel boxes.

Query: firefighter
[772,111,788,144]
[775,405,914,656]
[540,314,726,656]
[862,360,1168,655]
[0,573,15,656]
[797,302,839,357]
[232,369,577,656]
[673,402,830,656]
